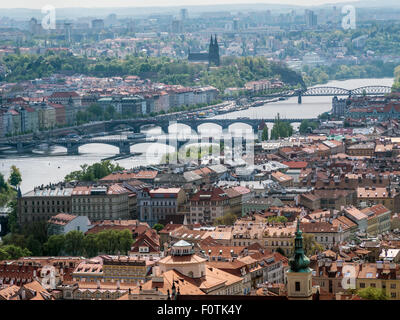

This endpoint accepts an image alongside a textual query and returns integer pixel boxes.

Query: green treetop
[8,165,22,187]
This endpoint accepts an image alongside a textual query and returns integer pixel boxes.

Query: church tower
[209,35,214,58]
[213,34,220,66]
[286,219,313,300]
[208,34,220,66]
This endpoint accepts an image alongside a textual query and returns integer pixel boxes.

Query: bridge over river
[1,117,310,155]
[261,85,392,103]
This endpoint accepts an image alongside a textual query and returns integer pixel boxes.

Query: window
[391,292,396,298]
[360,283,365,288]
[391,284,396,289]
[295,281,300,292]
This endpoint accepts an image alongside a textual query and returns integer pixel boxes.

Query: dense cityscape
[1,0,400,305]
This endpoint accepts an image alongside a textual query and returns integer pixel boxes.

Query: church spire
[288,219,311,273]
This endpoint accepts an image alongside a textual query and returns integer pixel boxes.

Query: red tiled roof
[49,91,79,98]
[48,213,77,226]
[281,161,308,169]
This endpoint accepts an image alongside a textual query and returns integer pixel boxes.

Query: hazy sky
[0,0,358,9]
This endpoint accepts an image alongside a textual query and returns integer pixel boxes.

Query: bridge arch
[111,123,136,131]
[350,85,392,96]
[78,142,120,154]
[303,86,350,96]
[228,122,254,137]
[197,123,223,136]
[167,122,193,136]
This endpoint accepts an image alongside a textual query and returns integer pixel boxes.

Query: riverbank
[1,78,394,193]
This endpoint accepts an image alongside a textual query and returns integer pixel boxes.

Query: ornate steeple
[288,219,311,273]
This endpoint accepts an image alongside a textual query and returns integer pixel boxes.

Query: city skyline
[0,0,359,9]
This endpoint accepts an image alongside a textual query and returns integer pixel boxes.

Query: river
[0,77,394,193]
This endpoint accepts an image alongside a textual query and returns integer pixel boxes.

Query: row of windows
[73,205,112,211]
[359,282,396,289]
[315,236,335,243]
[24,200,67,206]
[190,201,229,206]
[265,240,292,247]
[73,198,113,203]
[192,207,219,211]
[24,207,69,214]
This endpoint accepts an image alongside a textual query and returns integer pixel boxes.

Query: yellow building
[357,187,400,213]
[356,262,400,300]
[361,204,391,236]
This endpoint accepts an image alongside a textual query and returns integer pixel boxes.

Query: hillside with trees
[0,51,305,92]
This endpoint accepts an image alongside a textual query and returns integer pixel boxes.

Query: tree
[44,234,66,256]
[267,216,288,224]
[153,224,165,232]
[357,287,388,300]
[299,119,318,134]
[65,231,85,256]
[117,229,134,255]
[83,233,99,258]
[302,233,324,256]
[0,173,8,192]
[21,220,47,241]
[270,113,293,140]
[318,112,330,120]
[0,173,15,208]
[64,161,125,182]
[261,126,269,141]
[8,165,22,187]
[26,235,42,256]
[96,230,119,254]
[214,212,238,226]
[0,247,11,260]
[6,199,19,234]
[1,245,31,259]
[1,232,27,248]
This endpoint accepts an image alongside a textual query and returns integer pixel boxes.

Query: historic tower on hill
[188,34,220,66]
[286,219,313,300]
[208,34,220,66]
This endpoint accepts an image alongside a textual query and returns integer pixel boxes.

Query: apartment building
[18,186,73,225]
[188,187,230,224]
[136,187,186,227]
[71,185,131,221]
